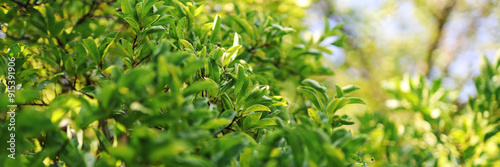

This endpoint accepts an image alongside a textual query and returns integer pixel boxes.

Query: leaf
[98,32,119,60]
[243,112,262,130]
[109,146,135,163]
[124,17,140,32]
[179,39,195,51]
[117,38,134,59]
[220,110,237,121]
[332,35,345,47]
[211,14,221,43]
[253,118,276,129]
[152,15,175,26]
[194,4,205,16]
[307,108,321,123]
[183,79,218,96]
[120,0,136,18]
[242,104,270,115]
[298,86,324,111]
[302,79,328,100]
[342,85,360,94]
[143,25,166,36]
[49,21,66,37]
[230,15,254,39]
[221,93,235,111]
[326,98,350,114]
[243,85,269,109]
[346,97,365,104]
[176,17,186,39]
[142,14,160,28]
[335,85,344,98]
[36,80,55,89]
[80,85,96,93]
[201,118,231,129]
[222,44,242,67]
[83,38,100,64]
[484,125,500,142]
[235,64,246,94]
[142,0,158,19]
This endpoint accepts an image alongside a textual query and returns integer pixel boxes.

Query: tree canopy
[0,0,499,166]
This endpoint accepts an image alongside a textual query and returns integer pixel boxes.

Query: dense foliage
[0,0,367,166]
[1,0,499,167]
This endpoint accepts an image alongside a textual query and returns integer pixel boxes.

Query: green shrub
[0,0,365,166]
[359,55,500,166]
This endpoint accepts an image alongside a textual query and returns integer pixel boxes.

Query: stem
[425,0,457,75]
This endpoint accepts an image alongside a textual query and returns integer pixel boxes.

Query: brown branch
[425,0,457,75]
[63,76,95,99]
[133,54,151,67]
[22,103,48,106]
[5,33,32,41]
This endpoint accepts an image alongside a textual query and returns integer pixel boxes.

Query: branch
[425,0,457,75]
[133,54,151,67]
[63,76,95,99]
[22,103,48,106]
[5,33,32,41]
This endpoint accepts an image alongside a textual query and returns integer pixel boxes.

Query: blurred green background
[301,0,500,166]
[304,0,500,107]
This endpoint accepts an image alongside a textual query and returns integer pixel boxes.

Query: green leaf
[484,125,500,142]
[120,0,137,18]
[176,17,186,39]
[253,118,276,129]
[179,39,195,51]
[221,93,235,111]
[182,79,218,96]
[342,85,360,94]
[243,85,269,110]
[49,21,66,37]
[332,35,345,47]
[326,98,350,114]
[242,104,270,115]
[211,14,221,43]
[117,38,134,59]
[220,110,237,121]
[222,44,242,67]
[307,108,321,123]
[109,146,135,164]
[201,118,231,129]
[142,14,160,28]
[152,15,175,26]
[194,4,205,16]
[230,15,254,39]
[235,64,246,94]
[299,86,324,111]
[83,38,100,64]
[346,97,365,104]
[98,32,119,60]
[80,85,96,94]
[36,80,55,89]
[335,85,344,98]
[142,0,158,19]
[243,112,262,130]
[302,79,328,100]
